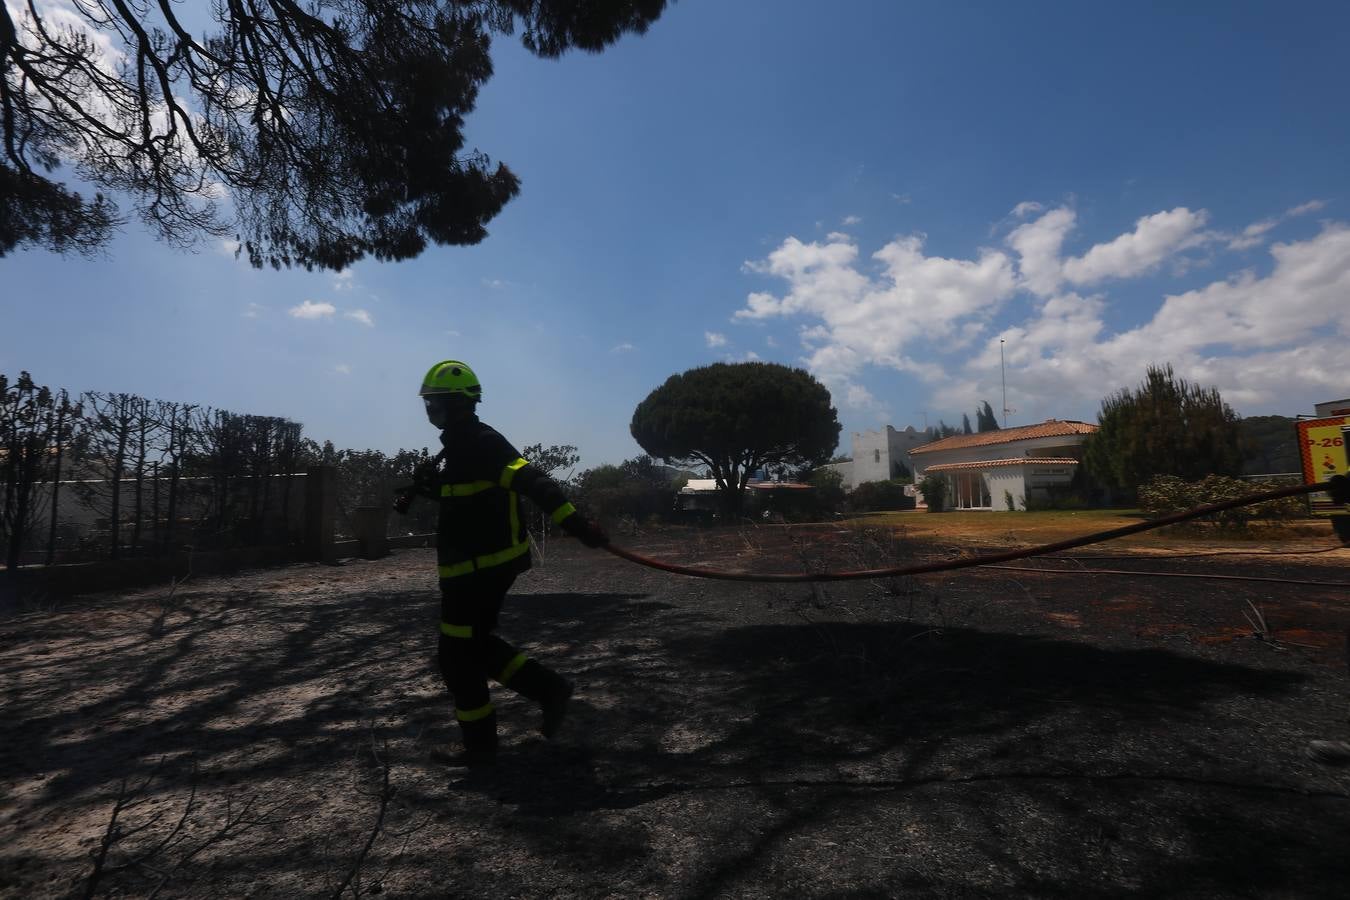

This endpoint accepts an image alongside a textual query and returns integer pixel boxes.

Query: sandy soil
[2,522,1349,898]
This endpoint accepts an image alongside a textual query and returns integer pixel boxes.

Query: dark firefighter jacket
[414,416,577,580]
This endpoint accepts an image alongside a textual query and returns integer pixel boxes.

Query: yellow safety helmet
[419,360,482,401]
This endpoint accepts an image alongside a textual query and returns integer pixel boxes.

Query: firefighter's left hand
[564,515,609,548]
[1327,474,1350,506]
[1323,475,1349,546]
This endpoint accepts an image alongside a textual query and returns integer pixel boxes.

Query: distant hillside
[1240,415,1303,475]
[659,465,700,485]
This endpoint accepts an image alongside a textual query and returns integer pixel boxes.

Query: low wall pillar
[304,466,338,563]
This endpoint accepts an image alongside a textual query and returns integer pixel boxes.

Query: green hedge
[848,479,914,512]
[1138,474,1304,527]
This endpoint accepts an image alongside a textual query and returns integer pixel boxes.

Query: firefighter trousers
[437,567,569,756]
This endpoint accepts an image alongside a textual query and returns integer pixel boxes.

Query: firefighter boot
[432,708,498,768]
[1307,740,1350,766]
[505,660,574,739]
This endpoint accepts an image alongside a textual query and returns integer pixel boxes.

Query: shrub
[918,474,947,513]
[847,479,912,512]
[1138,474,1304,528]
[804,468,847,518]
[573,457,681,525]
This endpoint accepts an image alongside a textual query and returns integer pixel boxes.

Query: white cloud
[705,331,728,348]
[1007,206,1212,295]
[738,231,1015,392]
[333,269,356,291]
[942,224,1350,418]
[765,335,778,348]
[737,204,1350,427]
[334,364,352,375]
[10,1,124,88]
[289,300,336,319]
[1012,201,1044,218]
[842,215,863,226]
[891,193,912,205]
[1059,207,1211,285]
[344,309,374,327]
[1118,224,1350,354]
[1227,219,1278,251]
[1287,200,1326,217]
[611,342,635,353]
[846,382,882,411]
[243,302,264,319]
[1007,207,1075,296]
[445,329,461,337]
[1228,199,1327,250]
[743,350,761,361]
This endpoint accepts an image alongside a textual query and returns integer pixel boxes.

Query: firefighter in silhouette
[395,360,608,767]
[1308,473,1350,766]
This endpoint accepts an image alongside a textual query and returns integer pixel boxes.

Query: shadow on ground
[3,549,1348,898]
[470,618,1349,898]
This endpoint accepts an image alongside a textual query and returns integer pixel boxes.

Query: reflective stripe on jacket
[436,417,576,578]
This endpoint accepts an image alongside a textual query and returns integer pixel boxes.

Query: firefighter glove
[563,514,609,548]
[1327,474,1350,506]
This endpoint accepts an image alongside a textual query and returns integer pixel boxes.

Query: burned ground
[2,522,1349,898]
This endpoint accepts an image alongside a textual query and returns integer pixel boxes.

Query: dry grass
[847,508,1341,554]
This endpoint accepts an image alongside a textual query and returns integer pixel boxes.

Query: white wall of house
[1025,461,1078,496]
[819,460,853,487]
[909,433,1090,477]
[985,467,1026,511]
[849,425,927,489]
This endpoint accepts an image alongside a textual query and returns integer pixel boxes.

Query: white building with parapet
[824,425,930,490]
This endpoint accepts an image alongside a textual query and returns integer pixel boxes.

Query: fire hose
[601,478,1350,584]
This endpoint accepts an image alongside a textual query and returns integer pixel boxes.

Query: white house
[908,419,1098,511]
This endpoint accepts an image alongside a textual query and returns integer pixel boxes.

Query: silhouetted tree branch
[1,0,669,268]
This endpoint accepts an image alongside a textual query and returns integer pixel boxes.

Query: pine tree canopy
[629,362,840,515]
[1083,363,1244,492]
[0,1,668,268]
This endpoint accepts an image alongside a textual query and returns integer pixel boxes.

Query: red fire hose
[602,479,1349,583]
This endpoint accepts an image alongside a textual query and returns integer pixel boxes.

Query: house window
[874,449,881,464]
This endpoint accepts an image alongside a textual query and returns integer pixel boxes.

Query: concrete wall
[1,467,357,601]
[20,472,311,562]
[849,425,927,489]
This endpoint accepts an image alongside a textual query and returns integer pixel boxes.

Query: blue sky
[4,0,1349,469]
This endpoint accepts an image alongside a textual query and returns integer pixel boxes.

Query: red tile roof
[923,457,1081,473]
[909,420,1097,455]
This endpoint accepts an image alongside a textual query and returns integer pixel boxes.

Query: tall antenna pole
[1000,339,1008,427]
